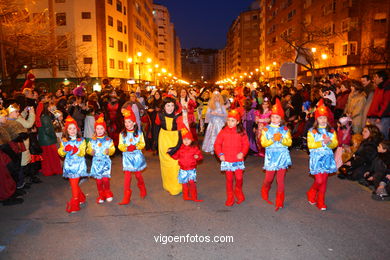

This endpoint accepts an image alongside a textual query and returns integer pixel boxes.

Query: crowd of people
[0,70,389,211]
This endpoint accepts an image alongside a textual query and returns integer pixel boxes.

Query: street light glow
[127,57,133,63]
[311,47,317,53]
[146,58,152,63]
[321,53,328,60]
[137,52,142,57]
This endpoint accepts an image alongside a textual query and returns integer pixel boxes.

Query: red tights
[311,173,328,193]
[263,169,286,192]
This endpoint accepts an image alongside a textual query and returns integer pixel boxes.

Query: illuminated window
[118,60,124,70]
[118,41,123,52]
[117,20,123,32]
[108,37,114,47]
[58,59,68,71]
[82,35,92,42]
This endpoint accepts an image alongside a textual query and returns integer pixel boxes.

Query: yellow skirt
[158,129,182,195]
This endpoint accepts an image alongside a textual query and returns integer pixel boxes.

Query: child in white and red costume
[170,128,203,202]
[118,105,147,205]
[58,116,88,213]
[260,98,292,211]
[86,114,115,204]
[214,109,249,206]
[306,99,338,211]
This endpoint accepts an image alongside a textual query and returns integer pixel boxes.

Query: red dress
[214,126,249,163]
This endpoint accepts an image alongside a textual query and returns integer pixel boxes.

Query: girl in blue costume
[307,99,338,211]
[58,116,88,213]
[87,114,115,204]
[118,105,147,205]
[260,98,292,211]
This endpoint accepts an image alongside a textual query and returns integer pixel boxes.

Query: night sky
[155,0,256,50]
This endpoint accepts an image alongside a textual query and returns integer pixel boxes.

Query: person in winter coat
[344,80,366,134]
[366,70,390,140]
[338,125,383,181]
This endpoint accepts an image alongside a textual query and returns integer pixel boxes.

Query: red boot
[234,187,245,204]
[182,183,191,200]
[317,192,327,211]
[118,190,132,205]
[102,177,113,202]
[66,198,80,213]
[96,179,105,204]
[261,185,273,204]
[105,190,114,202]
[225,192,234,207]
[275,192,285,211]
[135,172,147,198]
[189,181,203,202]
[225,171,234,206]
[306,188,317,205]
[78,190,86,205]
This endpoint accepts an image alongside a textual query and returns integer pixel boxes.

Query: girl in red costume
[214,109,250,206]
[170,128,203,202]
[260,99,292,211]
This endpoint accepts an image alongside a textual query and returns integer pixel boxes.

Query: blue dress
[60,137,88,178]
[308,127,338,175]
[119,131,147,172]
[261,124,292,171]
[88,136,114,179]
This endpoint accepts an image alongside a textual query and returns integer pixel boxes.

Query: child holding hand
[58,116,88,213]
[87,114,115,204]
[260,99,292,211]
[118,106,147,205]
[170,128,203,202]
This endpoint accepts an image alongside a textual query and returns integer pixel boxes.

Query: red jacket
[367,80,390,118]
[171,145,203,170]
[214,126,249,162]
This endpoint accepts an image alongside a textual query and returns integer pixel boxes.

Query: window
[58,58,68,71]
[117,20,123,32]
[374,38,386,48]
[55,0,65,3]
[57,35,67,49]
[342,42,357,55]
[118,60,124,70]
[253,15,258,20]
[81,12,91,19]
[82,35,92,42]
[323,23,334,35]
[124,25,127,34]
[374,13,387,23]
[349,42,357,55]
[108,16,113,26]
[56,13,66,26]
[341,18,350,32]
[288,9,296,20]
[109,58,115,69]
[124,6,126,15]
[108,37,114,47]
[108,0,112,4]
[84,57,93,64]
[135,2,141,14]
[116,0,122,12]
[118,41,123,52]
[124,44,127,52]
[135,18,142,30]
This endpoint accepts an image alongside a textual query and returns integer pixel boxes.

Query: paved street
[0,150,389,260]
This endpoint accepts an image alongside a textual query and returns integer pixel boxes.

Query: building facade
[181,48,218,82]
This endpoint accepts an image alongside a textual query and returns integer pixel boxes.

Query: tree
[280,22,343,86]
[0,0,70,92]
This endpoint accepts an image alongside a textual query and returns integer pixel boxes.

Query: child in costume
[260,98,292,211]
[118,105,147,205]
[170,128,203,202]
[58,116,88,213]
[306,99,338,211]
[87,114,115,204]
[214,109,249,207]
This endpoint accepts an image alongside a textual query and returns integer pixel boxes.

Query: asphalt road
[0,150,389,260]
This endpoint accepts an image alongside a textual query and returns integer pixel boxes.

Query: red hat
[181,127,193,141]
[64,115,79,131]
[314,99,329,119]
[121,105,136,122]
[228,109,241,121]
[271,98,284,119]
[94,114,106,129]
